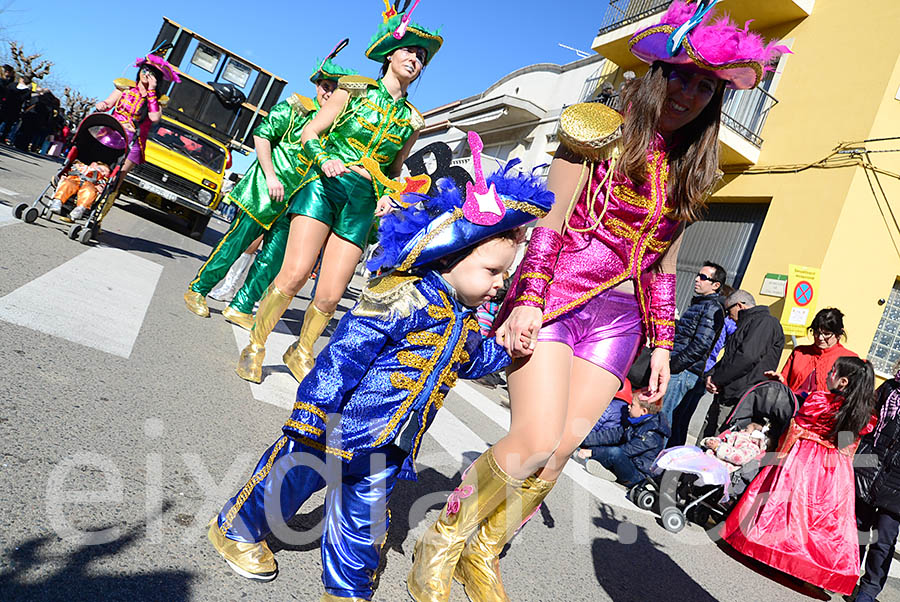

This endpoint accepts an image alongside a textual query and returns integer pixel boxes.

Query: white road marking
[445,381,648,515]
[0,186,21,197]
[0,246,163,358]
[0,203,16,227]
[230,322,301,411]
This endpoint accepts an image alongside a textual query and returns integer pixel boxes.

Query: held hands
[638,347,671,404]
[495,305,543,358]
[374,196,393,217]
[265,174,284,203]
[321,158,349,178]
[764,370,786,384]
[706,375,719,394]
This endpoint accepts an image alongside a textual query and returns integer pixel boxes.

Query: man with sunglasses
[702,289,785,438]
[661,262,726,432]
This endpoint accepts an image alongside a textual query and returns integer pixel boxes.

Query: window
[867,279,900,376]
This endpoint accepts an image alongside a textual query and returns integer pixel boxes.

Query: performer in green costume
[235,9,442,384]
[184,54,357,328]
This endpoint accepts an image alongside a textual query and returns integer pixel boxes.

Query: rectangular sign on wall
[780,264,821,337]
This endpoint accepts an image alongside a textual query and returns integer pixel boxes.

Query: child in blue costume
[207,132,554,601]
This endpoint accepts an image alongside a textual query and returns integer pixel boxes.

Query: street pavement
[1,143,898,602]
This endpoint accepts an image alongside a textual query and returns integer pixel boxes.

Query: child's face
[442,237,516,307]
[629,402,647,419]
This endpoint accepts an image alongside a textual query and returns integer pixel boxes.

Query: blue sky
[1,0,610,171]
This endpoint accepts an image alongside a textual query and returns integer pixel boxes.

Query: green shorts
[287,169,377,249]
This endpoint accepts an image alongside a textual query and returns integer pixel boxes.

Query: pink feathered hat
[628,0,790,90]
[134,54,181,83]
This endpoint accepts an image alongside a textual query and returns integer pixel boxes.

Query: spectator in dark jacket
[579,394,670,487]
[0,69,26,142]
[702,290,784,437]
[855,367,900,602]
[661,262,726,427]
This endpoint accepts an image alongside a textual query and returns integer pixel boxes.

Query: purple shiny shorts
[537,288,643,384]
[124,128,144,164]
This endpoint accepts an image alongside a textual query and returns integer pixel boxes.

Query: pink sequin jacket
[499,137,681,349]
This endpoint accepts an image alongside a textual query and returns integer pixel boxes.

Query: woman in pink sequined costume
[95,54,180,190]
[407,3,789,601]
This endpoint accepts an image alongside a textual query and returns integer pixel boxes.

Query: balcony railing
[596,0,671,37]
[721,86,778,148]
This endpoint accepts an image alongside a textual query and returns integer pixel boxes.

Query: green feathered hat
[309,58,358,84]
[366,14,442,66]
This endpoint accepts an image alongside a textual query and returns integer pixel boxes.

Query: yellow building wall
[712,0,900,370]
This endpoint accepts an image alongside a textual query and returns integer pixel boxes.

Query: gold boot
[407,448,523,602]
[283,304,334,383]
[454,475,555,602]
[223,305,254,331]
[236,285,292,383]
[184,289,209,318]
[207,519,277,582]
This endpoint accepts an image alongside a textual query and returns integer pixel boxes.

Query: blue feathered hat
[368,132,555,274]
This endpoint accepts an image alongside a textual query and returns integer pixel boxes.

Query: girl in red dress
[721,356,877,595]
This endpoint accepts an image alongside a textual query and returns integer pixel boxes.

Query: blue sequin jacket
[282,270,510,480]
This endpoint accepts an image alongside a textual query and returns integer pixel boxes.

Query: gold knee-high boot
[407,448,523,602]
[282,303,334,383]
[454,475,555,602]
[235,285,292,383]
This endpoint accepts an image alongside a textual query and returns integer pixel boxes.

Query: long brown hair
[618,62,724,222]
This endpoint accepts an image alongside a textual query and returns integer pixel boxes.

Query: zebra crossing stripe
[0,246,163,358]
[0,203,16,227]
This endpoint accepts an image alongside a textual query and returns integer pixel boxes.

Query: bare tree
[8,40,52,80]
[63,87,97,124]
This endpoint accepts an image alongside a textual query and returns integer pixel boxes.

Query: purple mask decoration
[90,125,127,150]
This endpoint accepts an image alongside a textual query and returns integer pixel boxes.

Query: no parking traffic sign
[780,265,821,337]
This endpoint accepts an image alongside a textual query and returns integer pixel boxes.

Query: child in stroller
[699,422,768,471]
[49,160,111,221]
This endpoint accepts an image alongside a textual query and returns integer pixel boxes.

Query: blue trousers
[668,375,708,447]
[857,500,900,600]
[216,434,404,600]
[591,446,642,486]
[660,370,700,427]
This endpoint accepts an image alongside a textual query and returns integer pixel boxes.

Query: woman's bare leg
[491,341,574,480]
[309,234,363,314]
[537,358,621,481]
[273,215,331,296]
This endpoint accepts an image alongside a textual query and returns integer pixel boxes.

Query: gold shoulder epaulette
[114,77,135,91]
[338,75,379,94]
[558,102,624,162]
[287,93,316,116]
[406,101,425,131]
[353,273,428,320]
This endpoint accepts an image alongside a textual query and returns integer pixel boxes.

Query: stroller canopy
[73,113,129,167]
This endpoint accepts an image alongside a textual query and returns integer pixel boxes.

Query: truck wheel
[189,213,210,240]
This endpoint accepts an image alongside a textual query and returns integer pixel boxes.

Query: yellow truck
[120,116,229,239]
[118,17,286,239]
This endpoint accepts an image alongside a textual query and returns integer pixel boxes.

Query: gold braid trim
[283,420,324,438]
[220,436,290,534]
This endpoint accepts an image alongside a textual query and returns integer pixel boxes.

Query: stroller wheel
[23,207,39,224]
[67,224,82,240]
[78,226,93,245]
[661,506,686,533]
[13,202,27,219]
[635,488,657,511]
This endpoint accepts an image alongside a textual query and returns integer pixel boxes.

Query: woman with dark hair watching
[235,8,442,384]
[854,360,900,602]
[766,307,857,395]
[408,3,788,600]
[722,356,877,595]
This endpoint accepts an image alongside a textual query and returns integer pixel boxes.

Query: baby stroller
[629,446,738,534]
[13,113,128,244]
